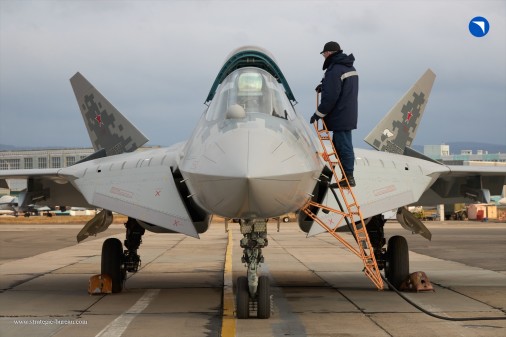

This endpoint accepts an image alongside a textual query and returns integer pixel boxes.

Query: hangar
[0,148,94,171]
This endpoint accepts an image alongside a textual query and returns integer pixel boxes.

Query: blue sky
[1,0,505,149]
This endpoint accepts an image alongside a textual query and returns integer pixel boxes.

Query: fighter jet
[0,194,52,217]
[0,46,504,319]
[0,195,18,215]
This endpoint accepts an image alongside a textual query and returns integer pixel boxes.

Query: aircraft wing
[0,168,92,209]
[0,168,61,180]
[59,146,199,238]
[0,148,199,238]
[417,164,506,205]
[444,165,506,179]
[306,148,448,236]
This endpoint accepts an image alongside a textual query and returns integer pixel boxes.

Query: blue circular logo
[469,16,490,37]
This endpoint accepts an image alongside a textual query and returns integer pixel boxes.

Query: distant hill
[413,142,506,155]
[0,144,22,151]
[0,144,74,151]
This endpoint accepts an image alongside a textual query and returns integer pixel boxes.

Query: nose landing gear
[236,219,271,319]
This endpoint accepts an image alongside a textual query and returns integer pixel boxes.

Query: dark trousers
[332,130,355,176]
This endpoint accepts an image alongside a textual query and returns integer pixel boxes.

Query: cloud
[0,0,505,148]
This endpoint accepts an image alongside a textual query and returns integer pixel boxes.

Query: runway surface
[0,220,505,337]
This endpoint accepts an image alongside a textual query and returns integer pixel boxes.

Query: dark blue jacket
[317,52,358,131]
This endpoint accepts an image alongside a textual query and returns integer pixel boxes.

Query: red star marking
[95,114,104,127]
[155,190,161,196]
[173,220,181,227]
[406,111,413,122]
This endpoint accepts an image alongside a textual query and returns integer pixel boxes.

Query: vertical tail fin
[70,72,148,156]
[364,69,436,154]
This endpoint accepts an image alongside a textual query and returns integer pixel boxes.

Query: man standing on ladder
[310,41,359,187]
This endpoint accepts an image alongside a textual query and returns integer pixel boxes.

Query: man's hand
[310,113,321,124]
[315,84,322,93]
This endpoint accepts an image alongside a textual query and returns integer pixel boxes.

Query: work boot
[330,176,356,188]
[339,175,356,188]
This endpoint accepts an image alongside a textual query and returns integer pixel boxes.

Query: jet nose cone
[182,127,321,218]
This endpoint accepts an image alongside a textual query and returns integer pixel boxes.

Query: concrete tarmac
[0,220,505,337]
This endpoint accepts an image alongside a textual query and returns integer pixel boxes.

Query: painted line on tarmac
[221,229,236,337]
[95,289,160,337]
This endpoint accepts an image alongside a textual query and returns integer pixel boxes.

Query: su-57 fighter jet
[1,46,504,319]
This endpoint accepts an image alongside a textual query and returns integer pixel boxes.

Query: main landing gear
[101,217,145,293]
[366,215,410,289]
[236,219,271,319]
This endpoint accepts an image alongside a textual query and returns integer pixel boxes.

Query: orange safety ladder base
[302,120,384,290]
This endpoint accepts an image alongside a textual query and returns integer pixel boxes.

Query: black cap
[320,41,341,54]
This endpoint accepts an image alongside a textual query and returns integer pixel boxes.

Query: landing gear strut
[123,218,145,273]
[100,217,145,293]
[236,219,271,319]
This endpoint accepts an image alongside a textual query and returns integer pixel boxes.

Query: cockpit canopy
[206,68,295,121]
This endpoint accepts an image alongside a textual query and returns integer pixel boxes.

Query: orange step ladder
[302,119,384,290]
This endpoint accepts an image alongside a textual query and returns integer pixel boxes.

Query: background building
[0,148,94,193]
[0,148,94,170]
[423,144,506,166]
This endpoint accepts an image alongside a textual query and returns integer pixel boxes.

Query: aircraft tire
[236,276,250,319]
[101,238,124,293]
[257,275,271,319]
[386,235,409,290]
